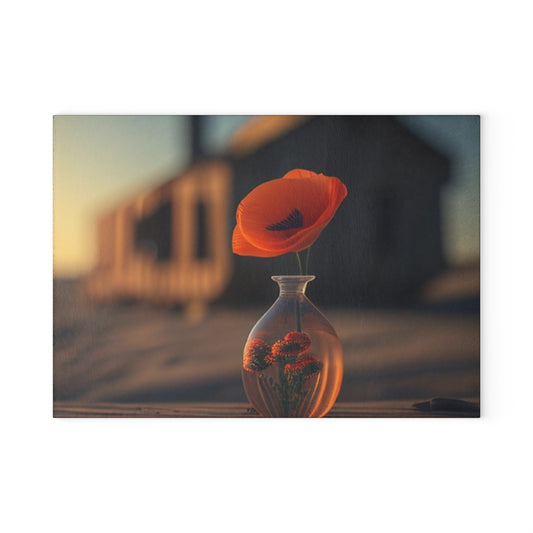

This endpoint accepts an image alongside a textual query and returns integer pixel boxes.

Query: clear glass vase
[241,275,343,417]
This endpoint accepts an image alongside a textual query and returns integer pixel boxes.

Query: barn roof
[227,115,309,156]
[227,115,450,173]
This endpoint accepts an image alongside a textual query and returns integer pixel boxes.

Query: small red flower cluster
[285,353,322,378]
[243,331,321,381]
[267,331,312,363]
[243,338,271,373]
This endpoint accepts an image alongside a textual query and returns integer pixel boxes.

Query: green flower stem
[278,363,289,416]
[294,251,305,332]
[295,251,303,275]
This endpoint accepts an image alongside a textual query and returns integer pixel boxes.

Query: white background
[1,1,532,532]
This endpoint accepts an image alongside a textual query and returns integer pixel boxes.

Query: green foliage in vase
[243,332,323,416]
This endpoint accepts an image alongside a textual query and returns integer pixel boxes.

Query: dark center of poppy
[265,208,303,231]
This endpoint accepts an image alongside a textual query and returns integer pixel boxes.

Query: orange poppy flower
[232,169,347,257]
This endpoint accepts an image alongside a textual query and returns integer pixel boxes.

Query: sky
[53,115,250,276]
[53,115,479,277]
[398,115,480,265]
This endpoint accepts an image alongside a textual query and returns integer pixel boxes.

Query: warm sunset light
[53,115,250,278]
[53,115,479,280]
[54,115,479,420]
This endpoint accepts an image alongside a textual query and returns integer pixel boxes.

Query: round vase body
[242,275,343,417]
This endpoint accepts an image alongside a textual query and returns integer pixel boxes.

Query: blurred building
[85,116,450,309]
[85,158,232,311]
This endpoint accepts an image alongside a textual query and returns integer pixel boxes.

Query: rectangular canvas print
[53,115,480,417]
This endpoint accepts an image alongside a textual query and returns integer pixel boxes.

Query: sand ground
[53,266,479,405]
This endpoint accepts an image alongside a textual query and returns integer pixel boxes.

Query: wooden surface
[53,400,479,418]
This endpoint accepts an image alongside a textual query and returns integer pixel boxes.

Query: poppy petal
[282,168,320,180]
[232,222,282,257]
[237,176,335,244]
[232,170,347,257]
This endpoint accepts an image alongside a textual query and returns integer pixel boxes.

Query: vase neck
[272,275,315,296]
